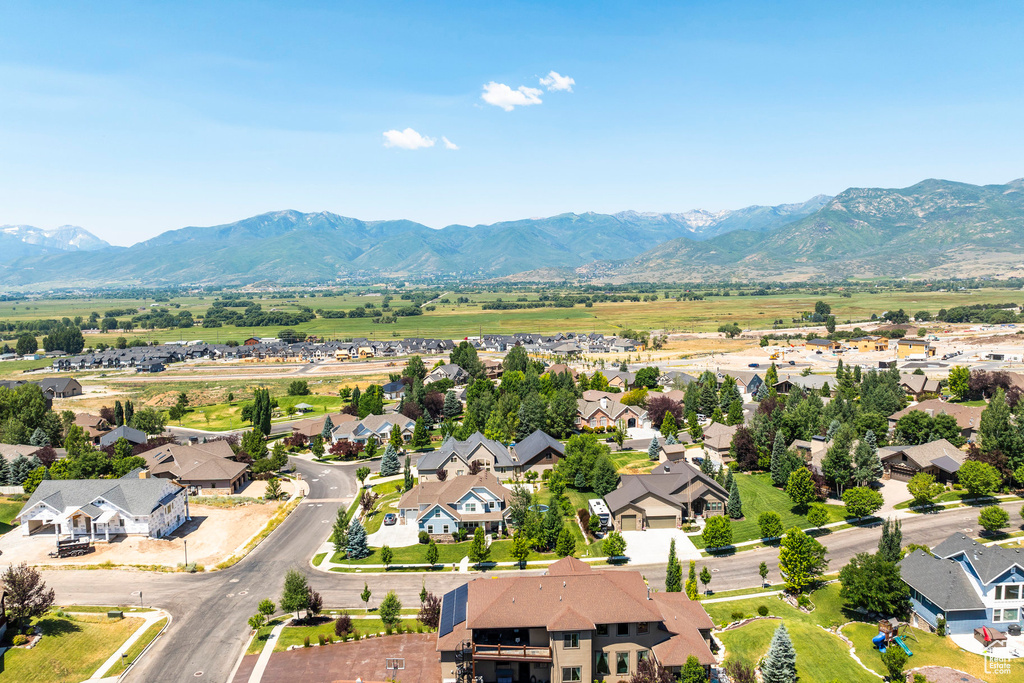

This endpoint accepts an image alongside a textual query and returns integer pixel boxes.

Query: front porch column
[104,525,109,542]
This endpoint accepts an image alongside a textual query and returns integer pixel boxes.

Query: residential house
[290,412,357,440]
[701,422,738,464]
[417,430,564,482]
[879,439,966,483]
[482,359,503,380]
[656,442,693,465]
[98,425,148,450]
[331,414,416,444]
[435,556,716,683]
[773,373,833,395]
[846,336,888,353]
[604,464,729,529]
[901,533,1024,635]
[34,377,83,398]
[141,440,249,494]
[425,363,470,386]
[897,339,936,360]
[397,470,512,536]
[728,371,764,400]
[898,373,942,399]
[805,338,841,352]
[604,371,635,391]
[888,399,983,442]
[577,394,648,431]
[16,475,187,540]
[74,413,113,445]
[382,380,407,400]
[546,363,577,378]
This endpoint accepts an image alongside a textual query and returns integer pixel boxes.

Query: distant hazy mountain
[0,198,824,286]
[0,224,110,265]
[601,179,1024,281]
[3,180,1022,287]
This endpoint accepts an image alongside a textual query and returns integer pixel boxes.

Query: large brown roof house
[436,556,715,683]
[604,463,729,530]
[888,399,983,442]
[141,440,249,494]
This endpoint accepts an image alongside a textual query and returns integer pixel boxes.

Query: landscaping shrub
[303,635,311,648]
[725,661,756,683]
[731,610,744,622]
[385,625,393,635]
[317,634,326,645]
[757,605,769,616]
[334,614,353,638]
[353,631,360,640]
[12,634,28,646]
[913,675,927,683]
[418,530,430,544]
[797,595,811,609]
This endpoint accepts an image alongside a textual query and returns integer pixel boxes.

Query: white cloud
[481,81,543,111]
[539,70,575,92]
[442,136,459,150]
[382,128,435,150]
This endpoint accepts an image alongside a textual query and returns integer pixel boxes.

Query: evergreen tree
[724,465,734,491]
[770,431,789,486]
[29,427,50,447]
[380,443,400,476]
[665,433,678,445]
[665,538,682,592]
[515,392,547,441]
[389,423,403,449]
[727,479,743,518]
[114,400,124,427]
[647,435,660,461]
[321,414,334,441]
[685,560,698,600]
[760,622,797,683]
[124,400,134,425]
[443,390,461,421]
[412,417,430,448]
[470,527,490,563]
[364,436,378,459]
[0,457,10,486]
[350,386,361,413]
[403,455,413,491]
[555,527,577,557]
[825,418,840,442]
[852,431,883,487]
[346,518,370,559]
[331,506,349,554]
[726,399,744,426]
[821,425,854,496]
[687,412,702,441]
[680,655,706,683]
[590,456,620,496]
[765,362,778,387]
[878,517,903,564]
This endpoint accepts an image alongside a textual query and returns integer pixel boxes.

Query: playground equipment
[873,618,916,655]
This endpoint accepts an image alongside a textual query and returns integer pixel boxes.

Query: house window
[637,650,650,663]
[993,608,1019,622]
[596,624,608,636]
[616,652,629,675]
[616,623,629,636]
[465,503,477,513]
[563,632,579,649]
[996,585,1021,601]
[489,501,496,510]
[451,456,457,463]
[637,622,649,634]
[561,667,581,682]
[443,525,450,534]
[595,652,610,675]
[457,470,464,476]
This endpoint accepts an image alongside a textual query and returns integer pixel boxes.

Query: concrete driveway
[620,528,701,564]
[877,478,910,515]
[367,519,420,547]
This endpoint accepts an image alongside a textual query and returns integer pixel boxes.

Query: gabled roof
[141,440,247,483]
[701,422,738,450]
[511,430,564,465]
[889,399,982,431]
[416,432,517,471]
[879,439,965,472]
[931,533,1024,584]
[397,470,511,513]
[98,425,148,449]
[604,469,728,514]
[899,549,986,611]
[18,478,183,521]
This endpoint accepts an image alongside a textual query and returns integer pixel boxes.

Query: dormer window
[465,503,476,513]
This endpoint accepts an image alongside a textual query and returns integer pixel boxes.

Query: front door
[518,662,530,682]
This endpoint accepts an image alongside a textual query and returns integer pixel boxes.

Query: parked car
[748,363,759,368]
[788,360,796,365]
[383,513,397,526]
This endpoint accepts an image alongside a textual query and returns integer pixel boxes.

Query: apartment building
[436,557,715,683]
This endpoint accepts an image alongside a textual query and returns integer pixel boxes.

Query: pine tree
[665,538,682,592]
[665,433,678,445]
[765,362,778,387]
[724,465,734,491]
[0,457,10,486]
[761,622,797,683]
[29,428,49,447]
[852,431,883,487]
[825,418,840,442]
[403,455,413,491]
[321,414,334,441]
[114,400,124,427]
[878,517,902,564]
[346,518,370,559]
[770,431,789,486]
[124,400,134,425]
[380,443,400,476]
[648,435,660,461]
[412,417,430,448]
[443,390,460,421]
[727,480,743,518]
[660,412,678,439]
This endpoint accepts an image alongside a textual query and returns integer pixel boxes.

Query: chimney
[138,469,149,479]
[925,409,934,418]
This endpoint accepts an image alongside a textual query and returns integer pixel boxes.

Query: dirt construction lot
[0,499,286,568]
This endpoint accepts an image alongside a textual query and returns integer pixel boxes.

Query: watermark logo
[984,652,1012,675]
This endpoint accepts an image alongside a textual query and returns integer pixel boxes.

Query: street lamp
[183,539,188,568]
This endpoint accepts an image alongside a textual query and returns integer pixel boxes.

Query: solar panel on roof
[438,583,469,637]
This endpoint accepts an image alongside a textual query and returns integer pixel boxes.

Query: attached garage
[647,515,676,529]
[886,464,916,481]
[620,514,637,530]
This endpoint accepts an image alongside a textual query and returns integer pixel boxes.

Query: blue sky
[2,1,1022,245]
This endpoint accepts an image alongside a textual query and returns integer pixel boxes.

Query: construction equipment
[49,537,93,558]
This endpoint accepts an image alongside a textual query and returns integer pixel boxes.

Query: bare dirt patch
[3,500,287,569]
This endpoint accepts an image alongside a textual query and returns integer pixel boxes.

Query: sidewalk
[248,620,289,683]
[91,609,171,679]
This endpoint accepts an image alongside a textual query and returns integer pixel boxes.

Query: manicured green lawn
[177,394,348,431]
[363,492,402,534]
[246,617,285,655]
[104,617,168,676]
[2,614,143,683]
[535,488,603,554]
[275,617,434,651]
[609,450,658,474]
[692,474,847,548]
[0,496,23,534]
[894,490,1000,510]
[845,621,1024,679]
[331,538,557,566]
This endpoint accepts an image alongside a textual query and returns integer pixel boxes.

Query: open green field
[0,496,24,534]
[2,613,143,683]
[692,473,848,549]
[3,287,1021,346]
[176,393,349,431]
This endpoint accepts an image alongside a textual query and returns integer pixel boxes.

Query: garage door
[888,465,915,481]
[620,514,637,531]
[647,516,676,529]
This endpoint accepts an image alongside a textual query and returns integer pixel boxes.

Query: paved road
[38,460,1023,682]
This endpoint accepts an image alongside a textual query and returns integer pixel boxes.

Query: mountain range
[0,225,110,265]
[2,178,1023,287]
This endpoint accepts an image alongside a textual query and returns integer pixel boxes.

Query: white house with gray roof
[900,533,1024,635]
[416,430,564,482]
[16,476,187,541]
